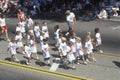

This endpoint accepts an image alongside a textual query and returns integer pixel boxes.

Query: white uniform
[40,35,43,47]
[42,25,49,39]
[59,42,67,56]
[25,45,31,58]
[76,42,84,56]
[67,46,75,62]
[30,39,37,53]
[16,26,21,32]
[66,12,75,28]
[42,43,50,59]
[19,21,26,33]
[85,40,93,54]
[26,18,33,28]
[34,25,40,37]
[70,38,76,53]
[95,33,102,46]
[54,29,60,39]
[29,29,34,36]
[0,18,6,26]
[15,35,23,48]
[8,42,17,55]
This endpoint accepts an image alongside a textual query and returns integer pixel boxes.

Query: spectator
[97,7,108,19]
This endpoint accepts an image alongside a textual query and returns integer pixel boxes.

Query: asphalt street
[0,17,120,80]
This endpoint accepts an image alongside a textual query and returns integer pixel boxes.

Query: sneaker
[7,39,10,42]
[15,58,20,62]
[72,66,76,70]
[36,57,39,60]
[22,51,25,54]
[93,58,96,62]
[83,61,87,65]
[99,50,103,53]
[86,59,90,63]
[76,62,80,64]
[26,61,30,65]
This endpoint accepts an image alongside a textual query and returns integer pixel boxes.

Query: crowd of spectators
[0,0,120,20]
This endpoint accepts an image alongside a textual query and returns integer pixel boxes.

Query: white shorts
[67,53,75,62]
[10,51,17,55]
[26,52,31,58]
[16,42,23,48]
[96,40,102,46]
[31,46,37,53]
[76,50,84,56]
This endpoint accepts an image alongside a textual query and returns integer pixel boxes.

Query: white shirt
[42,43,50,58]
[8,42,17,53]
[26,18,33,27]
[66,12,75,22]
[85,40,93,51]
[59,42,67,56]
[0,18,6,26]
[34,25,40,37]
[25,45,31,54]
[15,35,22,42]
[16,26,21,32]
[99,9,107,18]
[76,42,82,51]
[95,33,101,42]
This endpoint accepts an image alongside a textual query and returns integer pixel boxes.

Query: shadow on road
[113,61,120,68]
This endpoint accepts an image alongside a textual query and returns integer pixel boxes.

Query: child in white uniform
[24,42,31,65]
[15,31,25,54]
[69,34,77,57]
[34,22,41,37]
[26,15,34,28]
[19,20,26,37]
[30,36,39,60]
[42,21,49,40]
[76,37,87,65]
[85,36,96,62]
[95,28,103,53]
[42,39,51,66]
[67,42,76,69]
[7,38,19,62]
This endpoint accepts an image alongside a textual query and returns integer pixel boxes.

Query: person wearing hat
[66,10,76,31]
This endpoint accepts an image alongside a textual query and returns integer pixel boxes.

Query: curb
[0,60,92,80]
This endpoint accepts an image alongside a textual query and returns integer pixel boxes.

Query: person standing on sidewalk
[66,10,76,31]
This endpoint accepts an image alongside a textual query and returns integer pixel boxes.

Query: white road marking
[50,58,60,72]
[111,26,120,30]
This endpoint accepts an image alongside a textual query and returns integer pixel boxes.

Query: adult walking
[66,10,76,31]
[0,14,9,41]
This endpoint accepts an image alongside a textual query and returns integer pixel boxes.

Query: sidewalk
[0,40,120,80]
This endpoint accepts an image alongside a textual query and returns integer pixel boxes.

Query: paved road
[0,17,120,80]
[0,65,69,80]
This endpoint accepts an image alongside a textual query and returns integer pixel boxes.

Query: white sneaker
[22,51,25,54]
[93,58,96,62]
[84,61,87,65]
[99,50,103,53]
[7,39,10,42]
[72,66,76,70]
[15,58,20,62]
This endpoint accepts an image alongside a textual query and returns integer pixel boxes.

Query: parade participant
[30,36,39,60]
[67,41,76,70]
[24,42,31,65]
[76,37,87,65]
[42,39,51,66]
[66,10,76,31]
[26,15,34,28]
[85,36,96,62]
[15,31,25,54]
[0,14,9,41]
[17,9,26,21]
[19,19,26,37]
[70,34,77,57]
[34,22,42,42]
[94,28,103,53]
[7,37,19,62]
[42,21,49,40]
